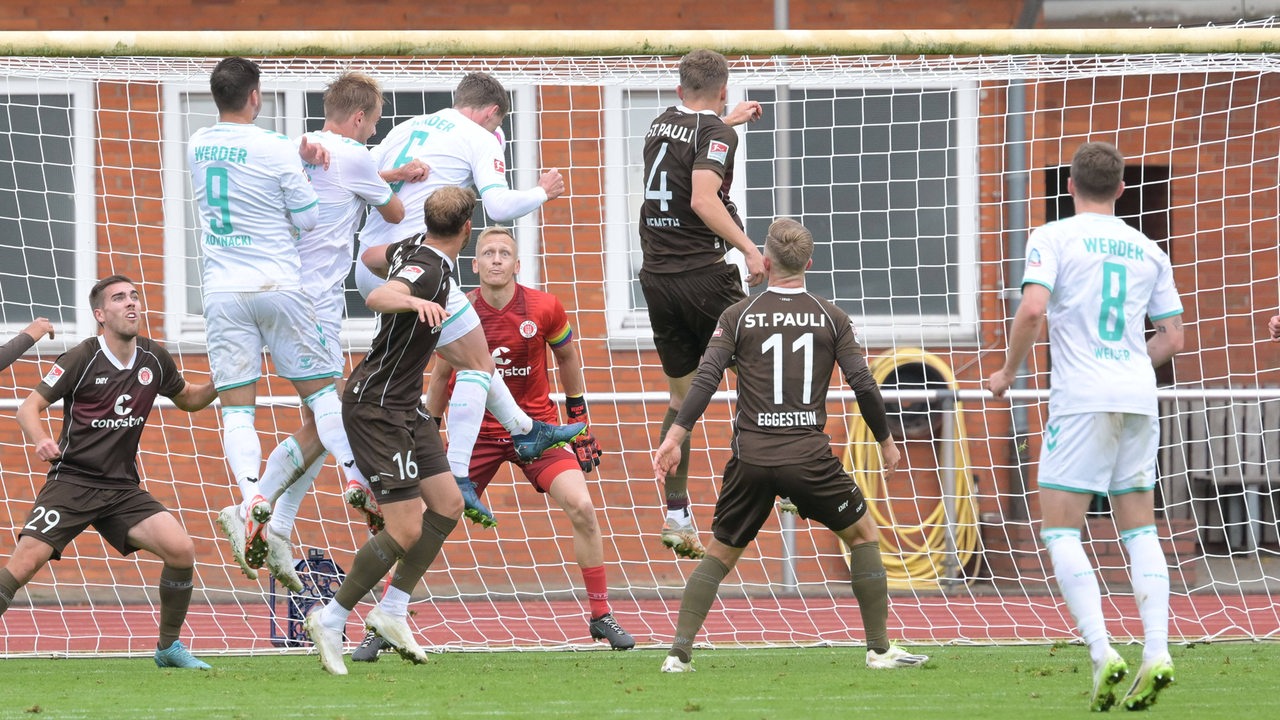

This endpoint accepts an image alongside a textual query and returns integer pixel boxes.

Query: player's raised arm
[170,378,218,412]
[0,318,54,373]
[689,169,764,286]
[424,355,455,421]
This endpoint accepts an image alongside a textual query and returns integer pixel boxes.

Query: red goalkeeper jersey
[452,284,573,438]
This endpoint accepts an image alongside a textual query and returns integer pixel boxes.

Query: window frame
[602,79,980,348]
[0,79,98,348]
[162,80,540,351]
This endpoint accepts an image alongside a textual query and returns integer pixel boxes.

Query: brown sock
[334,532,406,610]
[0,568,21,616]
[669,555,730,663]
[390,511,458,595]
[660,407,692,508]
[848,541,890,653]
[157,565,194,649]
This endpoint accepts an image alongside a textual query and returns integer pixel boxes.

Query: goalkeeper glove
[565,395,601,473]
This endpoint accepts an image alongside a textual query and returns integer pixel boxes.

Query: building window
[604,82,979,346]
[163,83,534,349]
[0,85,96,338]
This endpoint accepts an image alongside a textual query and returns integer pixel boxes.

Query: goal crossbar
[2,28,1280,58]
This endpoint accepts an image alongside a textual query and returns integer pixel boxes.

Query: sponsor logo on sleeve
[395,265,426,283]
[712,326,724,338]
[707,140,729,165]
[494,157,506,173]
[41,364,64,386]
[1028,248,1042,268]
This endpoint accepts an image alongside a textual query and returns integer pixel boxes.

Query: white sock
[303,385,359,483]
[318,599,350,632]
[258,436,307,504]
[379,585,411,618]
[666,507,692,525]
[1121,525,1170,661]
[1042,527,1110,665]
[486,370,533,435]
[220,406,261,506]
[269,455,326,539]
[446,370,491,477]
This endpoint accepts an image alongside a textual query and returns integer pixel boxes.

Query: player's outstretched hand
[299,136,331,170]
[1269,314,1280,342]
[653,438,682,482]
[23,317,54,342]
[387,159,430,184]
[412,299,449,326]
[564,395,601,472]
[723,100,764,127]
[571,429,602,473]
[879,438,901,479]
[539,168,565,201]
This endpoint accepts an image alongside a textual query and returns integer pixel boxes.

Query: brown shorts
[468,435,580,495]
[640,261,745,377]
[19,479,168,560]
[712,453,868,548]
[343,401,451,504]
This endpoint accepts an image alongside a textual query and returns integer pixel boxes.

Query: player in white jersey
[988,142,1184,712]
[190,57,370,582]
[356,72,583,528]
[220,72,427,591]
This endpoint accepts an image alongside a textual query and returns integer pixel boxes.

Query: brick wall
[3,3,1273,599]
[2,1,1028,31]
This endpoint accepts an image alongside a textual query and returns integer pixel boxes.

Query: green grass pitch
[0,643,1275,719]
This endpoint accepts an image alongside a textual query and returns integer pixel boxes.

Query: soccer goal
[0,27,1277,657]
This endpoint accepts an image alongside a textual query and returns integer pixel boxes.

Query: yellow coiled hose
[841,348,980,589]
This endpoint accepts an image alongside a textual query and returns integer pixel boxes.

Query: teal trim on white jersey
[189,122,319,294]
[360,107,513,250]
[1020,213,1183,417]
[295,129,395,295]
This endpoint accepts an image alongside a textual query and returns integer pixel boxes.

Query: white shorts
[204,290,341,391]
[357,257,478,348]
[306,286,346,376]
[438,283,479,347]
[1036,411,1159,496]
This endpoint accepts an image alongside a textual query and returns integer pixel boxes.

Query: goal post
[0,27,1278,657]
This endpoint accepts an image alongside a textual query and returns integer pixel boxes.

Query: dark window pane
[0,95,76,324]
[745,87,960,318]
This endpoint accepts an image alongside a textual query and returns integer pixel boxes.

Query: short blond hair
[323,72,383,122]
[764,218,814,274]
[476,225,516,253]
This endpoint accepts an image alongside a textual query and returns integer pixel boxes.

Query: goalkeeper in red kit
[421,226,633,650]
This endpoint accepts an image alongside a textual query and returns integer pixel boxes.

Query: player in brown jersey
[3,276,218,669]
[652,219,930,673]
[300,186,468,675]
[639,49,765,559]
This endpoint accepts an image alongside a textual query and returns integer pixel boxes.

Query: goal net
[0,27,1278,657]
